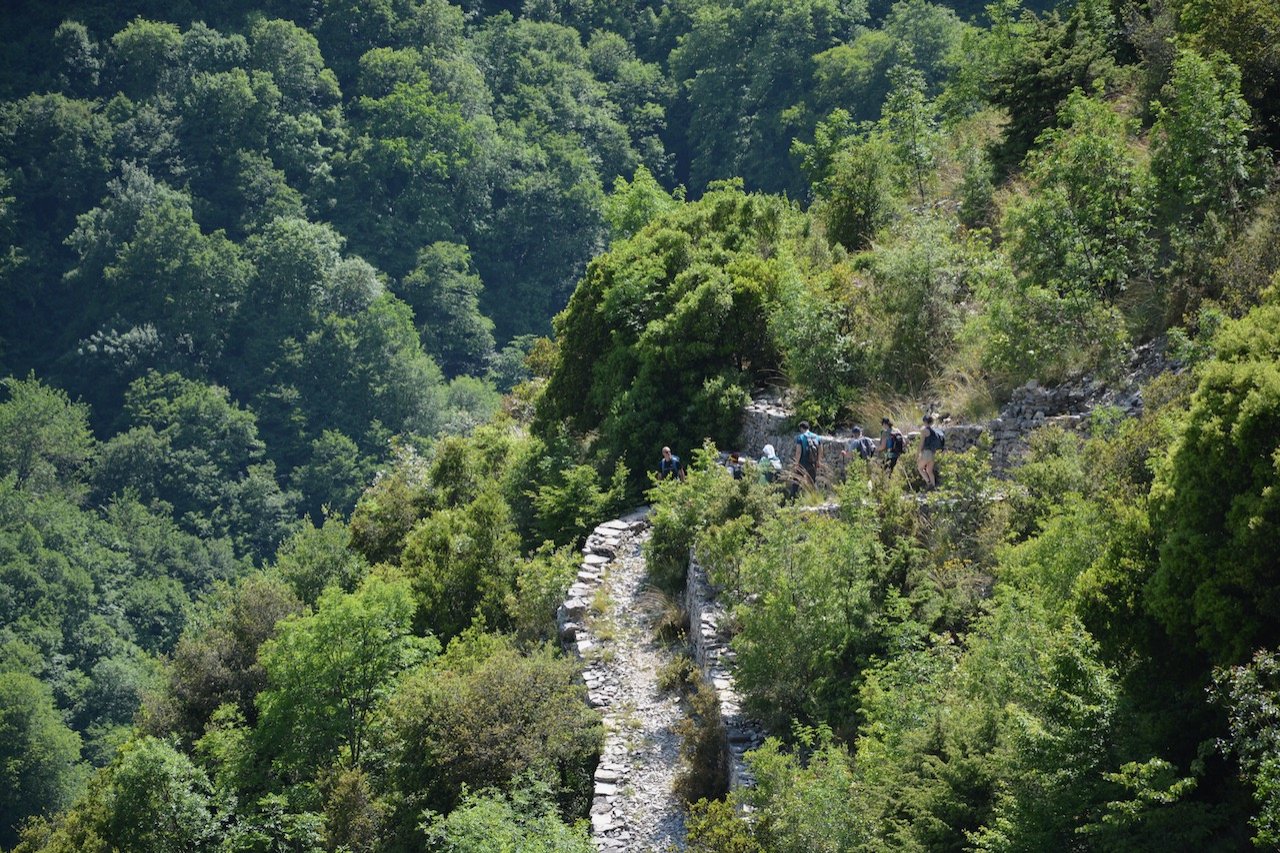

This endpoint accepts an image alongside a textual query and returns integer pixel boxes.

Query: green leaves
[541,183,791,480]
[1148,300,1280,663]
[0,672,84,849]
[256,572,430,778]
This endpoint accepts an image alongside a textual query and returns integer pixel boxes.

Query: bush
[645,444,780,593]
[385,634,602,834]
[673,677,729,805]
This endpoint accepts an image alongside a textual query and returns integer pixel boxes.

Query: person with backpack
[789,421,822,499]
[658,446,684,481]
[726,452,745,480]
[918,414,945,489]
[879,417,906,473]
[850,426,875,461]
[758,443,783,484]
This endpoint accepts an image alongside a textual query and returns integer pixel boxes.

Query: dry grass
[928,356,1002,423]
[636,586,689,644]
[848,386,924,432]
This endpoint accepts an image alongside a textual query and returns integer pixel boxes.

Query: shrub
[673,677,729,805]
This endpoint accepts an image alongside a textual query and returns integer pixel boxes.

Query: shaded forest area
[3,0,1280,849]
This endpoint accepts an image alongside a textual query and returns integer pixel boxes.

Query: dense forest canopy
[2,0,1280,848]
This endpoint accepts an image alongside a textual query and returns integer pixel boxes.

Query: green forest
[1,0,1279,848]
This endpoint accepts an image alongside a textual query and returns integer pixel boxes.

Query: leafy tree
[290,431,375,524]
[0,671,84,849]
[880,65,940,201]
[108,19,184,100]
[731,512,889,731]
[386,634,601,824]
[1216,649,1280,846]
[51,22,101,97]
[100,737,217,853]
[1151,49,1255,233]
[1148,298,1280,663]
[853,212,970,390]
[256,571,429,778]
[539,183,790,482]
[274,516,369,606]
[422,780,594,852]
[0,376,94,499]
[338,78,477,279]
[736,733,867,853]
[1005,89,1154,306]
[603,165,683,242]
[1175,0,1280,143]
[349,443,433,565]
[808,129,897,250]
[1149,48,1260,320]
[400,242,496,377]
[398,483,520,640]
[988,0,1118,168]
[0,93,112,366]
[148,572,302,742]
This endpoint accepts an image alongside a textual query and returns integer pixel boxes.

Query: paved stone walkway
[573,519,688,852]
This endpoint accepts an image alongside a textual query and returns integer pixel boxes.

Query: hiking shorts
[919,449,936,462]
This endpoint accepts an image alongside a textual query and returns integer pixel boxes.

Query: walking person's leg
[918,449,936,488]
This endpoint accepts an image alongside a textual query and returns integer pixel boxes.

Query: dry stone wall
[558,511,689,851]
[556,514,767,851]
[685,549,766,791]
[739,339,1177,473]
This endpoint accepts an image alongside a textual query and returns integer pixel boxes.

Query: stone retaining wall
[556,513,766,840]
[739,339,1176,473]
[685,549,765,791]
[555,513,649,845]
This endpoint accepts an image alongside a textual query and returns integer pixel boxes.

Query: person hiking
[658,446,684,481]
[880,417,905,473]
[758,443,783,483]
[727,452,745,480]
[918,414,944,489]
[789,421,822,498]
[851,426,875,462]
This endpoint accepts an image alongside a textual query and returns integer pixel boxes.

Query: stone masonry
[739,339,1177,474]
[685,549,766,791]
[558,511,688,852]
[557,512,767,851]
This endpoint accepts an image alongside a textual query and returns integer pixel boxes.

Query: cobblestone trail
[569,517,688,852]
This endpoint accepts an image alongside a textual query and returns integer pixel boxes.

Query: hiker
[879,417,905,473]
[658,446,684,481]
[850,425,876,470]
[726,452,745,480]
[918,414,944,489]
[788,421,822,498]
[758,443,783,483]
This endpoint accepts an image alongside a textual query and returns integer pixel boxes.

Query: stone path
[561,515,689,852]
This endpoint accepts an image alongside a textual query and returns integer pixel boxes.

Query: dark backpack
[799,432,819,464]
[924,426,945,452]
[891,430,906,455]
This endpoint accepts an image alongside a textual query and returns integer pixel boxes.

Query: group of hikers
[657,414,946,495]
